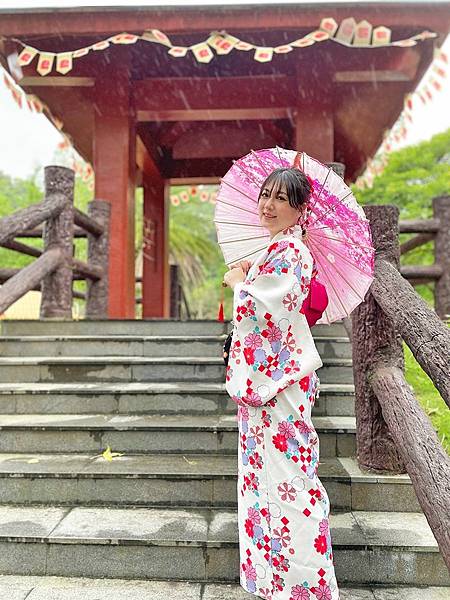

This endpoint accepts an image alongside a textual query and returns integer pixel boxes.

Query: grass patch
[404,343,450,454]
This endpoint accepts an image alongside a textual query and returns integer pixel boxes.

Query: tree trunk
[86,200,111,318]
[40,166,74,319]
[372,366,450,571]
[351,205,405,472]
[371,258,450,408]
[0,247,62,314]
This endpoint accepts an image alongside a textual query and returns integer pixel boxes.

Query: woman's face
[258,181,303,238]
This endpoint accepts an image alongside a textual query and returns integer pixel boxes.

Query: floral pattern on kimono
[226,225,340,600]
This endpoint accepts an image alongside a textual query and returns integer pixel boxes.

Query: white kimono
[226,224,340,600]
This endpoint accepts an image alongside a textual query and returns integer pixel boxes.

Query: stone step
[0,334,352,359]
[0,382,356,417]
[0,413,355,456]
[1,576,449,600]
[0,319,347,338]
[0,356,354,384]
[0,576,448,600]
[0,453,420,513]
[0,505,446,586]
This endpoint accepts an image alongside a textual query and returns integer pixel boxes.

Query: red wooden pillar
[93,66,136,318]
[294,103,334,163]
[142,173,170,318]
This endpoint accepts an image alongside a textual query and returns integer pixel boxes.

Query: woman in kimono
[223,167,340,600]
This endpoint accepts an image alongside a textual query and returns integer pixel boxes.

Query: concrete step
[0,335,352,359]
[0,319,347,338]
[0,414,356,456]
[1,576,449,600]
[0,356,354,384]
[0,576,448,600]
[0,453,420,512]
[0,505,446,586]
[0,381,355,417]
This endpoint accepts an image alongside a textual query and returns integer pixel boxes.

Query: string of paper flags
[355,47,448,189]
[3,18,438,76]
[170,187,217,207]
[2,69,95,189]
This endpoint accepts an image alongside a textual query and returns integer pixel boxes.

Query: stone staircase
[0,319,448,599]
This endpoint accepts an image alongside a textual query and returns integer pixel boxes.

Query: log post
[351,205,405,472]
[170,264,181,319]
[40,166,75,319]
[371,259,450,408]
[0,247,62,315]
[371,366,450,570]
[86,200,111,318]
[433,195,450,319]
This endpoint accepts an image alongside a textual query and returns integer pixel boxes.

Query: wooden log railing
[399,196,450,319]
[352,204,450,571]
[0,165,111,319]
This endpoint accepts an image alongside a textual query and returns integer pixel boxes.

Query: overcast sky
[0,2,449,180]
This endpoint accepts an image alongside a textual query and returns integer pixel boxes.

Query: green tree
[352,128,450,304]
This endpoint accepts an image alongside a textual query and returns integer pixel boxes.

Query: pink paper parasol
[214,147,374,324]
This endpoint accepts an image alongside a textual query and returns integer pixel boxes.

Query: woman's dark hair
[258,167,312,209]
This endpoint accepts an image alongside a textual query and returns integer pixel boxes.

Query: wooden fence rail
[399,195,450,319]
[352,204,450,571]
[0,165,111,318]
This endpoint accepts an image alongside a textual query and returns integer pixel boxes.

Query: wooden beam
[20,76,94,87]
[400,219,440,233]
[1,6,449,36]
[171,122,284,160]
[167,157,233,179]
[138,108,292,122]
[167,177,220,185]
[133,76,297,118]
[334,70,411,83]
[136,135,162,179]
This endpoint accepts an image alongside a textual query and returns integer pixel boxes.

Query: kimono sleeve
[225,239,315,407]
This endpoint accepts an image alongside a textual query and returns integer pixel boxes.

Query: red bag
[301,277,328,327]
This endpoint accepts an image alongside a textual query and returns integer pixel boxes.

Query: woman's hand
[229,260,252,275]
[223,267,245,290]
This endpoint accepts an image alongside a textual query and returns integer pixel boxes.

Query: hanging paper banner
[36,53,55,76]
[27,94,43,112]
[179,191,190,203]
[56,53,73,75]
[200,191,210,202]
[354,20,373,46]
[110,32,139,45]
[168,47,188,58]
[142,29,172,47]
[234,40,253,51]
[191,43,214,63]
[214,34,240,55]
[18,46,38,66]
[170,195,181,206]
[254,47,274,63]
[372,26,391,46]
[335,18,356,45]
[392,39,417,48]
[92,40,110,51]
[320,18,338,37]
[7,20,439,77]
[7,52,23,81]
[308,30,329,42]
[291,36,315,48]
[274,45,293,54]
[73,47,90,58]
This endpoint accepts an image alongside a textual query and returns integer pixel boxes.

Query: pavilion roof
[0,2,449,180]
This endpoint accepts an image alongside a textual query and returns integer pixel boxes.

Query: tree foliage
[352,128,450,304]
